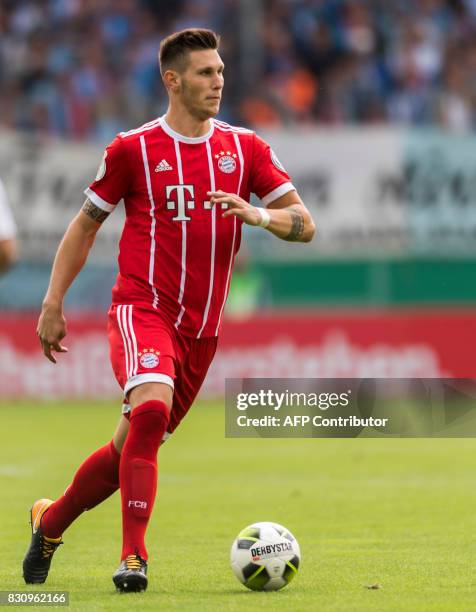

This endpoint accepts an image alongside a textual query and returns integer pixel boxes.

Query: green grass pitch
[0,399,475,611]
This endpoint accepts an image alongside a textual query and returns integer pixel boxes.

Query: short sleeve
[249,133,295,207]
[84,136,131,212]
[0,179,16,240]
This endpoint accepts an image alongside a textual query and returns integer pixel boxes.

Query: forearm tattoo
[82,198,110,223]
[284,205,305,241]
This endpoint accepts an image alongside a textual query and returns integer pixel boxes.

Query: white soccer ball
[230,521,301,591]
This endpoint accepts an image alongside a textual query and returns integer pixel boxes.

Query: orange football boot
[23,499,62,584]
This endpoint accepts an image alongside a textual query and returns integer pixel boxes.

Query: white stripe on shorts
[127,305,138,376]
[117,305,138,378]
[116,305,130,378]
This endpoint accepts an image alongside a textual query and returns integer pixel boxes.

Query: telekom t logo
[166,184,195,221]
[166,184,229,221]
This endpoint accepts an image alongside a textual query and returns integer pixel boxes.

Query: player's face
[179,50,224,120]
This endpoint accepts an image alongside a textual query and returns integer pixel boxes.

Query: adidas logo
[155,159,173,172]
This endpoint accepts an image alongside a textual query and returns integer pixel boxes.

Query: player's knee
[129,381,173,410]
[112,416,130,453]
[130,399,170,432]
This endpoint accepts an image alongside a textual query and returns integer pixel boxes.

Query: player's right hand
[37,304,69,364]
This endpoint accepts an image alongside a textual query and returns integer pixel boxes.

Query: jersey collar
[159,116,214,144]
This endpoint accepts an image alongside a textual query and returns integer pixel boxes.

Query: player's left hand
[207,191,262,226]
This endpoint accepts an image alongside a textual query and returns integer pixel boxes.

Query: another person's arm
[0,178,18,273]
[37,200,108,363]
[0,238,17,273]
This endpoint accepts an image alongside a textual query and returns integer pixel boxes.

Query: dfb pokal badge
[215,150,237,174]
[138,348,160,369]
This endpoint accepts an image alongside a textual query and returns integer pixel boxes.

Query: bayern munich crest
[215,150,237,174]
[138,348,160,369]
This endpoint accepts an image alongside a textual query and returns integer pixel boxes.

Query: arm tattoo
[82,198,110,223]
[284,205,305,241]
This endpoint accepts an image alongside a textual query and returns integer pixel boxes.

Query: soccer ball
[230,521,301,591]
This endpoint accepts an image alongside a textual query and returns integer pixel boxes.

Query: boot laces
[125,555,142,571]
[40,537,61,560]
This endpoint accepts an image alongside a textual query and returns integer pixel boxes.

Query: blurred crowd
[1,0,476,141]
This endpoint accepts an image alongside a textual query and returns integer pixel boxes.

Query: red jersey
[85,116,294,338]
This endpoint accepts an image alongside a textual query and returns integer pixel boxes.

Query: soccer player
[0,177,17,274]
[23,29,315,592]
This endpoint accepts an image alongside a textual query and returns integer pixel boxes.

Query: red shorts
[108,304,218,434]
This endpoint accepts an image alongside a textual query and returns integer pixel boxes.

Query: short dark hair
[159,29,220,74]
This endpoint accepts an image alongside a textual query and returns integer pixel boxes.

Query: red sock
[119,400,169,561]
[41,440,120,539]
